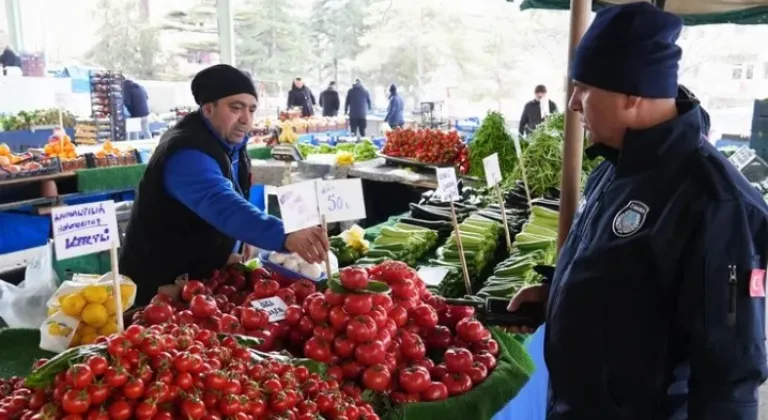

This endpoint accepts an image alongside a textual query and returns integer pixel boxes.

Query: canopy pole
[217,0,236,65]
[557,0,591,251]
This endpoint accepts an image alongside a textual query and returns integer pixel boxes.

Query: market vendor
[121,64,329,307]
[508,3,767,419]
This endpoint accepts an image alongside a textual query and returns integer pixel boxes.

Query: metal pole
[556,0,591,251]
[217,0,235,65]
[4,0,23,51]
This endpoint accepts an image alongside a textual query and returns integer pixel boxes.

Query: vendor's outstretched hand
[505,284,549,334]
[285,226,329,264]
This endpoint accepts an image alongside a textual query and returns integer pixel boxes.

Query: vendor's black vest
[120,111,251,306]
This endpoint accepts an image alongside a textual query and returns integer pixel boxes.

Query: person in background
[123,79,152,140]
[507,4,767,419]
[345,78,372,136]
[384,84,405,128]
[121,65,329,306]
[319,82,340,117]
[286,77,315,117]
[518,84,558,137]
[0,31,21,70]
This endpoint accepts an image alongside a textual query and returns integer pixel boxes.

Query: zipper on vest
[728,264,737,327]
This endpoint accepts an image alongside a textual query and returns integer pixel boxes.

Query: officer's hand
[284,226,330,264]
[505,284,549,334]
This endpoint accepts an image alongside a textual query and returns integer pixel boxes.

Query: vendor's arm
[685,200,768,419]
[163,149,287,252]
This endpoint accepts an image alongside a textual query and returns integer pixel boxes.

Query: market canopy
[517,0,768,24]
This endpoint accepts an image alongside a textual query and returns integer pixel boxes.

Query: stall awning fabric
[517,0,768,24]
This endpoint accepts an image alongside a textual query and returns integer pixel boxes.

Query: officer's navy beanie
[191,64,258,105]
[570,2,683,98]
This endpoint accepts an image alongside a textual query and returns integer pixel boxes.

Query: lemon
[80,332,98,345]
[83,285,108,304]
[77,323,97,336]
[70,332,82,347]
[81,304,108,327]
[57,292,72,304]
[61,294,86,317]
[120,284,135,300]
[99,318,118,336]
[47,307,59,316]
[47,323,62,336]
[104,297,117,314]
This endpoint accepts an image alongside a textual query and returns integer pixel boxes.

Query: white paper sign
[316,179,367,223]
[417,266,451,287]
[251,297,287,322]
[51,200,120,260]
[435,167,460,202]
[54,92,71,109]
[482,153,502,187]
[276,180,321,233]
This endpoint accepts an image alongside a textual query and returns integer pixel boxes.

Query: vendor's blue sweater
[162,114,286,253]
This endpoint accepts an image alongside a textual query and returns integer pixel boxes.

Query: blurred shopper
[384,84,405,128]
[124,79,152,139]
[518,84,558,137]
[345,78,372,136]
[319,81,340,117]
[286,77,316,117]
[0,31,21,71]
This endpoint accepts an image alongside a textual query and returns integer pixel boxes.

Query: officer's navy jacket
[545,99,768,419]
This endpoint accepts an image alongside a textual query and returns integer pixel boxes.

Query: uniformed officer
[508,3,768,419]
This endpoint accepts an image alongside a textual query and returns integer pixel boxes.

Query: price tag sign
[51,200,120,260]
[482,153,502,187]
[729,146,757,171]
[54,92,71,109]
[435,167,460,202]
[417,266,451,287]
[251,297,288,322]
[316,179,367,223]
[276,180,321,233]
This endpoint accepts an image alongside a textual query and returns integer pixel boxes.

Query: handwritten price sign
[316,179,367,223]
[251,297,288,322]
[276,181,321,233]
[482,153,502,187]
[435,167,460,202]
[51,200,119,260]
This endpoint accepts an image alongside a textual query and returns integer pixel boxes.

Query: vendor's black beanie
[191,64,258,105]
[570,2,683,98]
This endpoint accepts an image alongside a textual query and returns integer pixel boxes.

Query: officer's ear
[202,101,216,117]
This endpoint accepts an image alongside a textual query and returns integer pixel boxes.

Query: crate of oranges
[40,272,136,353]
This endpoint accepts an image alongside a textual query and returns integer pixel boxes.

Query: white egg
[283,259,300,272]
[268,252,287,264]
[301,263,322,279]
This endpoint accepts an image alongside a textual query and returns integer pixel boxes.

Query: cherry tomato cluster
[5,323,380,420]
[287,261,499,403]
[0,377,25,399]
[382,129,470,174]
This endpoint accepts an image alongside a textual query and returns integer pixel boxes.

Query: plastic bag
[40,272,137,353]
[0,244,59,328]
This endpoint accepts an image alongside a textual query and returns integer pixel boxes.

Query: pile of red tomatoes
[132,261,500,405]
[3,323,380,420]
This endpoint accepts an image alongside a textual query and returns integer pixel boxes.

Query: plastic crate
[0,213,51,254]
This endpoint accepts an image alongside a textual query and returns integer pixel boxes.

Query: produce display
[271,113,348,133]
[383,129,470,174]
[0,109,77,131]
[434,215,500,286]
[468,111,517,180]
[508,113,600,195]
[298,140,379,163]
[43,129,85,171]
[0,143,62,180]
[265,252,326,280]
[330,226,370,266]
[41,274,137,351]
[359,223,439,266]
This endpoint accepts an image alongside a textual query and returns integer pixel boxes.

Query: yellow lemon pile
[54,283,136,347]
